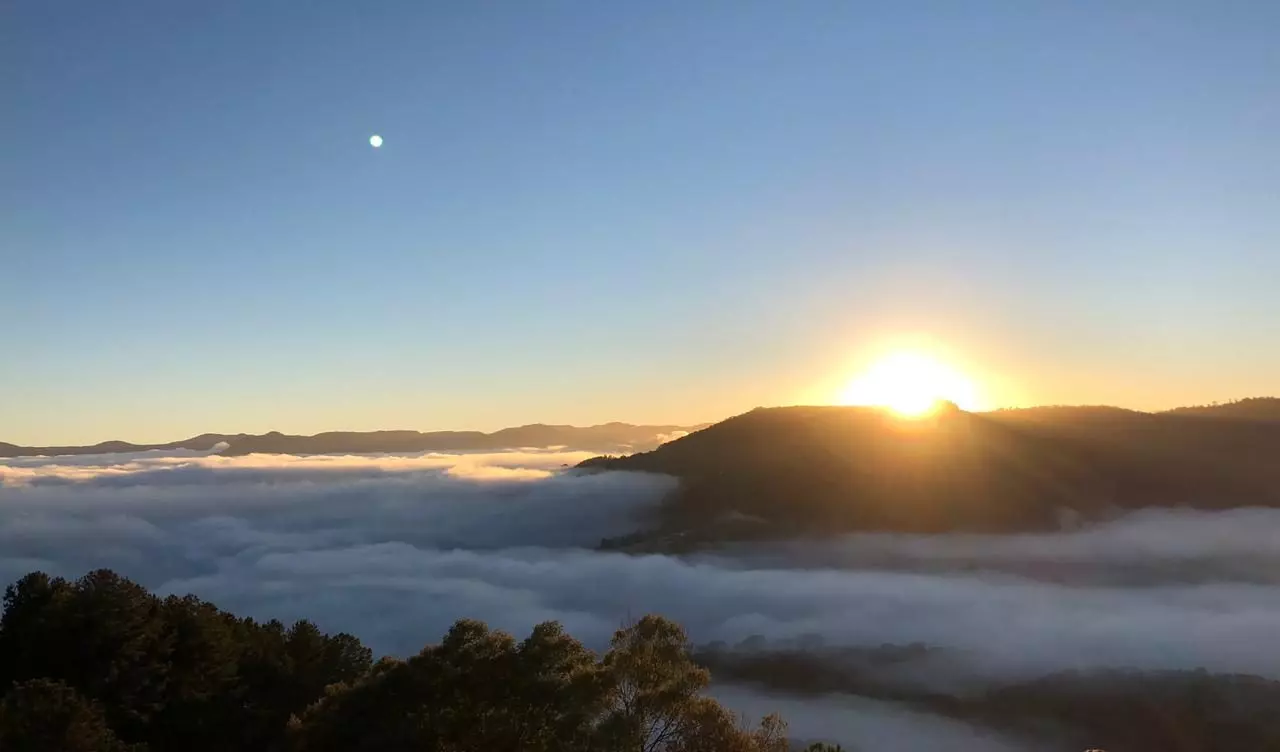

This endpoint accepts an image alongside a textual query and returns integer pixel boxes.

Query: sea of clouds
[4,446,1280,750]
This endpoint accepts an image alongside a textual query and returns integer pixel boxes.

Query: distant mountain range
[582,397,1280,544]
[6,397,1277,467]
[0,423,707,459]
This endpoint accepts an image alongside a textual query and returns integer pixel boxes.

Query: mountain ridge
[581,398,1280,543]
[0,423,708,459]
[5,398,1275,461]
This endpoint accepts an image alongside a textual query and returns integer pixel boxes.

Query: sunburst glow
[838,351,980,417]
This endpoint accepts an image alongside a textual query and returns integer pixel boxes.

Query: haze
[6,446,1280,749]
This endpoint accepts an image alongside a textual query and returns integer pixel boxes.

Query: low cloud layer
[710,684,1032,752]
[4,448,1280,747]
[715,507,1280,585]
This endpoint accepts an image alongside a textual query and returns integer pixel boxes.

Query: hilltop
[581,401,1280,543]
[1161,397,1280,421]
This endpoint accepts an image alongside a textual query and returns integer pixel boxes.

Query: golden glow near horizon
[838,351,981,417]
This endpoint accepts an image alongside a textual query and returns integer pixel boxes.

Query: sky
[3,1,1278,445]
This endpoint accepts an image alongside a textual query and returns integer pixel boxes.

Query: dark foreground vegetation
[585,400,1280,545]
[0,569,791,752]
[5,569,1269,750]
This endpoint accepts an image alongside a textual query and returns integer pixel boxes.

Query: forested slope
[584,404,1280,541]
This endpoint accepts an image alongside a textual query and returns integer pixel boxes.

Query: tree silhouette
[0,679,134,752]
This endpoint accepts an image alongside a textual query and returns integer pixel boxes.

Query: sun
[838,351,980,417]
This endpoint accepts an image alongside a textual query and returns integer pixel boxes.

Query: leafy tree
[291,615,787,752]
[148,594,243,751]
[0,679,134,752]
[289,618,603,752]
[0,570,172,741]
[499,620,607,751]
[598,615,712,752]
[1,569,796,752]
[282,619,373,714]
[598,615,787,752]
[0,572,75,689]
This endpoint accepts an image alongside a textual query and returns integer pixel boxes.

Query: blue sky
[4,1,1278,444]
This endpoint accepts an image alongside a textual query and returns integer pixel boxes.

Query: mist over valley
[5,404,1280,749]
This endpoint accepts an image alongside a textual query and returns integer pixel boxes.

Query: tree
[0,572,75,689]
[0,679,133,752]
[285,654,435,752]
[282,619,373,713]
[0,570,172,741]
[147,594,243,749]
[504,620,608,751]
[290,616,790,752]
[599,615,785,752]
[2,570,798,752]
[599,615,712,752]
[289,619,604,752]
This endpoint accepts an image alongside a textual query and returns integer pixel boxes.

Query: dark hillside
[1162,397,1280,421]
[583,405,1280,538]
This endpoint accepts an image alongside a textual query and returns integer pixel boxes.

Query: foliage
[0,679,135,752]
[0,569,372,752]
[1,569,789,752]
[289,613,786,752]
[590,615,788,752]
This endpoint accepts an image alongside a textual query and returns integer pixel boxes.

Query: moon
[369,134,383,148]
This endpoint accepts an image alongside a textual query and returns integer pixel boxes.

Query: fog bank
[5,448,1280,747]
